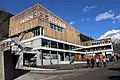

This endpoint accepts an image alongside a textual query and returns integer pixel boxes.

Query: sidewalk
[15,67,98,80]
[30,60,119,74]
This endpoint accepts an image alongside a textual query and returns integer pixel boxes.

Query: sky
[0,0,120,39]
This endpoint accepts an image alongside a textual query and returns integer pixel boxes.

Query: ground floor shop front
[23,49,87,68]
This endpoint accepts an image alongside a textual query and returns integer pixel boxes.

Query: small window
[50,24,54,29]
[57,27,61,32]
[57,27,63,32]
[53,25,56,30]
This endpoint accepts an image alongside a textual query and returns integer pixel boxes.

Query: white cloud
[83,5,97,12]
[69,21,75,25]
[113,15,120,19]
[95,10,120,24]
[112,15,120,23]
[96,10,114,21]
[112,20,116,24]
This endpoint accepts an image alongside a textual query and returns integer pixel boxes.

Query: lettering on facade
[48,16,66,28]
[38,11,66,28]
[20,12,37,24]
[20,10,66,28]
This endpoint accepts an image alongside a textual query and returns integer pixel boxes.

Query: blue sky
[0,0,120,39]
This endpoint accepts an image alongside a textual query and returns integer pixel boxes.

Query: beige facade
[9,4,81,45]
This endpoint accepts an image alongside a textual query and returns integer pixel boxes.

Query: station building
[0,4,113,69]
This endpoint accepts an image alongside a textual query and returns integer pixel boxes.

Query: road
[55,60,120,80]
[14,60,120,80]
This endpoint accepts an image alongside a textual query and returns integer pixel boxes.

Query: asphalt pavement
[14,60,120,80]
[51,60,120,80]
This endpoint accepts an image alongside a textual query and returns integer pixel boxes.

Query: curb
[30,60,120,75]
[30,67,98,75]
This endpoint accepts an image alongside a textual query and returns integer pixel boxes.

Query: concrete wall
[0,49,14,80]
[4,50,14,80]
[0,50,5,80]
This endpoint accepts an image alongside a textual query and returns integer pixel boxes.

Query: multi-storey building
[8,4,94,68]
[0,4,113,70]
[74,38,114,59]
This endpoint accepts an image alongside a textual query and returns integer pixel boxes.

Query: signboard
[0,40,11,50]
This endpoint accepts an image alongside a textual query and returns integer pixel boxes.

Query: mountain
[98,29,120,53]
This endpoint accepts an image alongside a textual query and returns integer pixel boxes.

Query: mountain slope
[98,29,120,53]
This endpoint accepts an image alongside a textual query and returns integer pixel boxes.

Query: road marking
[104,71,111,74]
[40,72,83,80]
[40,76,58,80]
[114,63,118,65]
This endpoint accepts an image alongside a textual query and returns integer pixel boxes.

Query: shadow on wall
[12,54,30,79]
[13,69,30,79]
[108,67,120,80]
[4,50,30,80]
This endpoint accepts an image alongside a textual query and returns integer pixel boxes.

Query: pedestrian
[96,58,99,67]
[70,56,75,64]
[87,58,90,67]
[116,55,119,61]
[102,57,106,67]
[91,57,95,68]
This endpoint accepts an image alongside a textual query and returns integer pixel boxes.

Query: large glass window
[41,27,44,35]
[58,43,64,49]
[65,44,69,50]
[59,52,64,61]
[32,28,40,37]
[65,53,70,61]
[32,27,44,37]
[51,41,57,48]
[42,39,50,47]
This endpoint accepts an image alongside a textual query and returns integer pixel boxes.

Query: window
[42,39,50,47]
[53,25,56,30]
[32,28,40,37]
[57,27,63,32]
[41,27,44,35]
[50,23,64,32]
[50,23,54,29]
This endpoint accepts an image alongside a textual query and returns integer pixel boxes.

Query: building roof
[80,33,94,42]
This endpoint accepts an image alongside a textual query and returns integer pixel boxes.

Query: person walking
[116,55,119,61]
[69,56,75,64]
[102,57,106,67]
[91,57,95,68]
[96,58,99,67]
[87,58,90,67]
